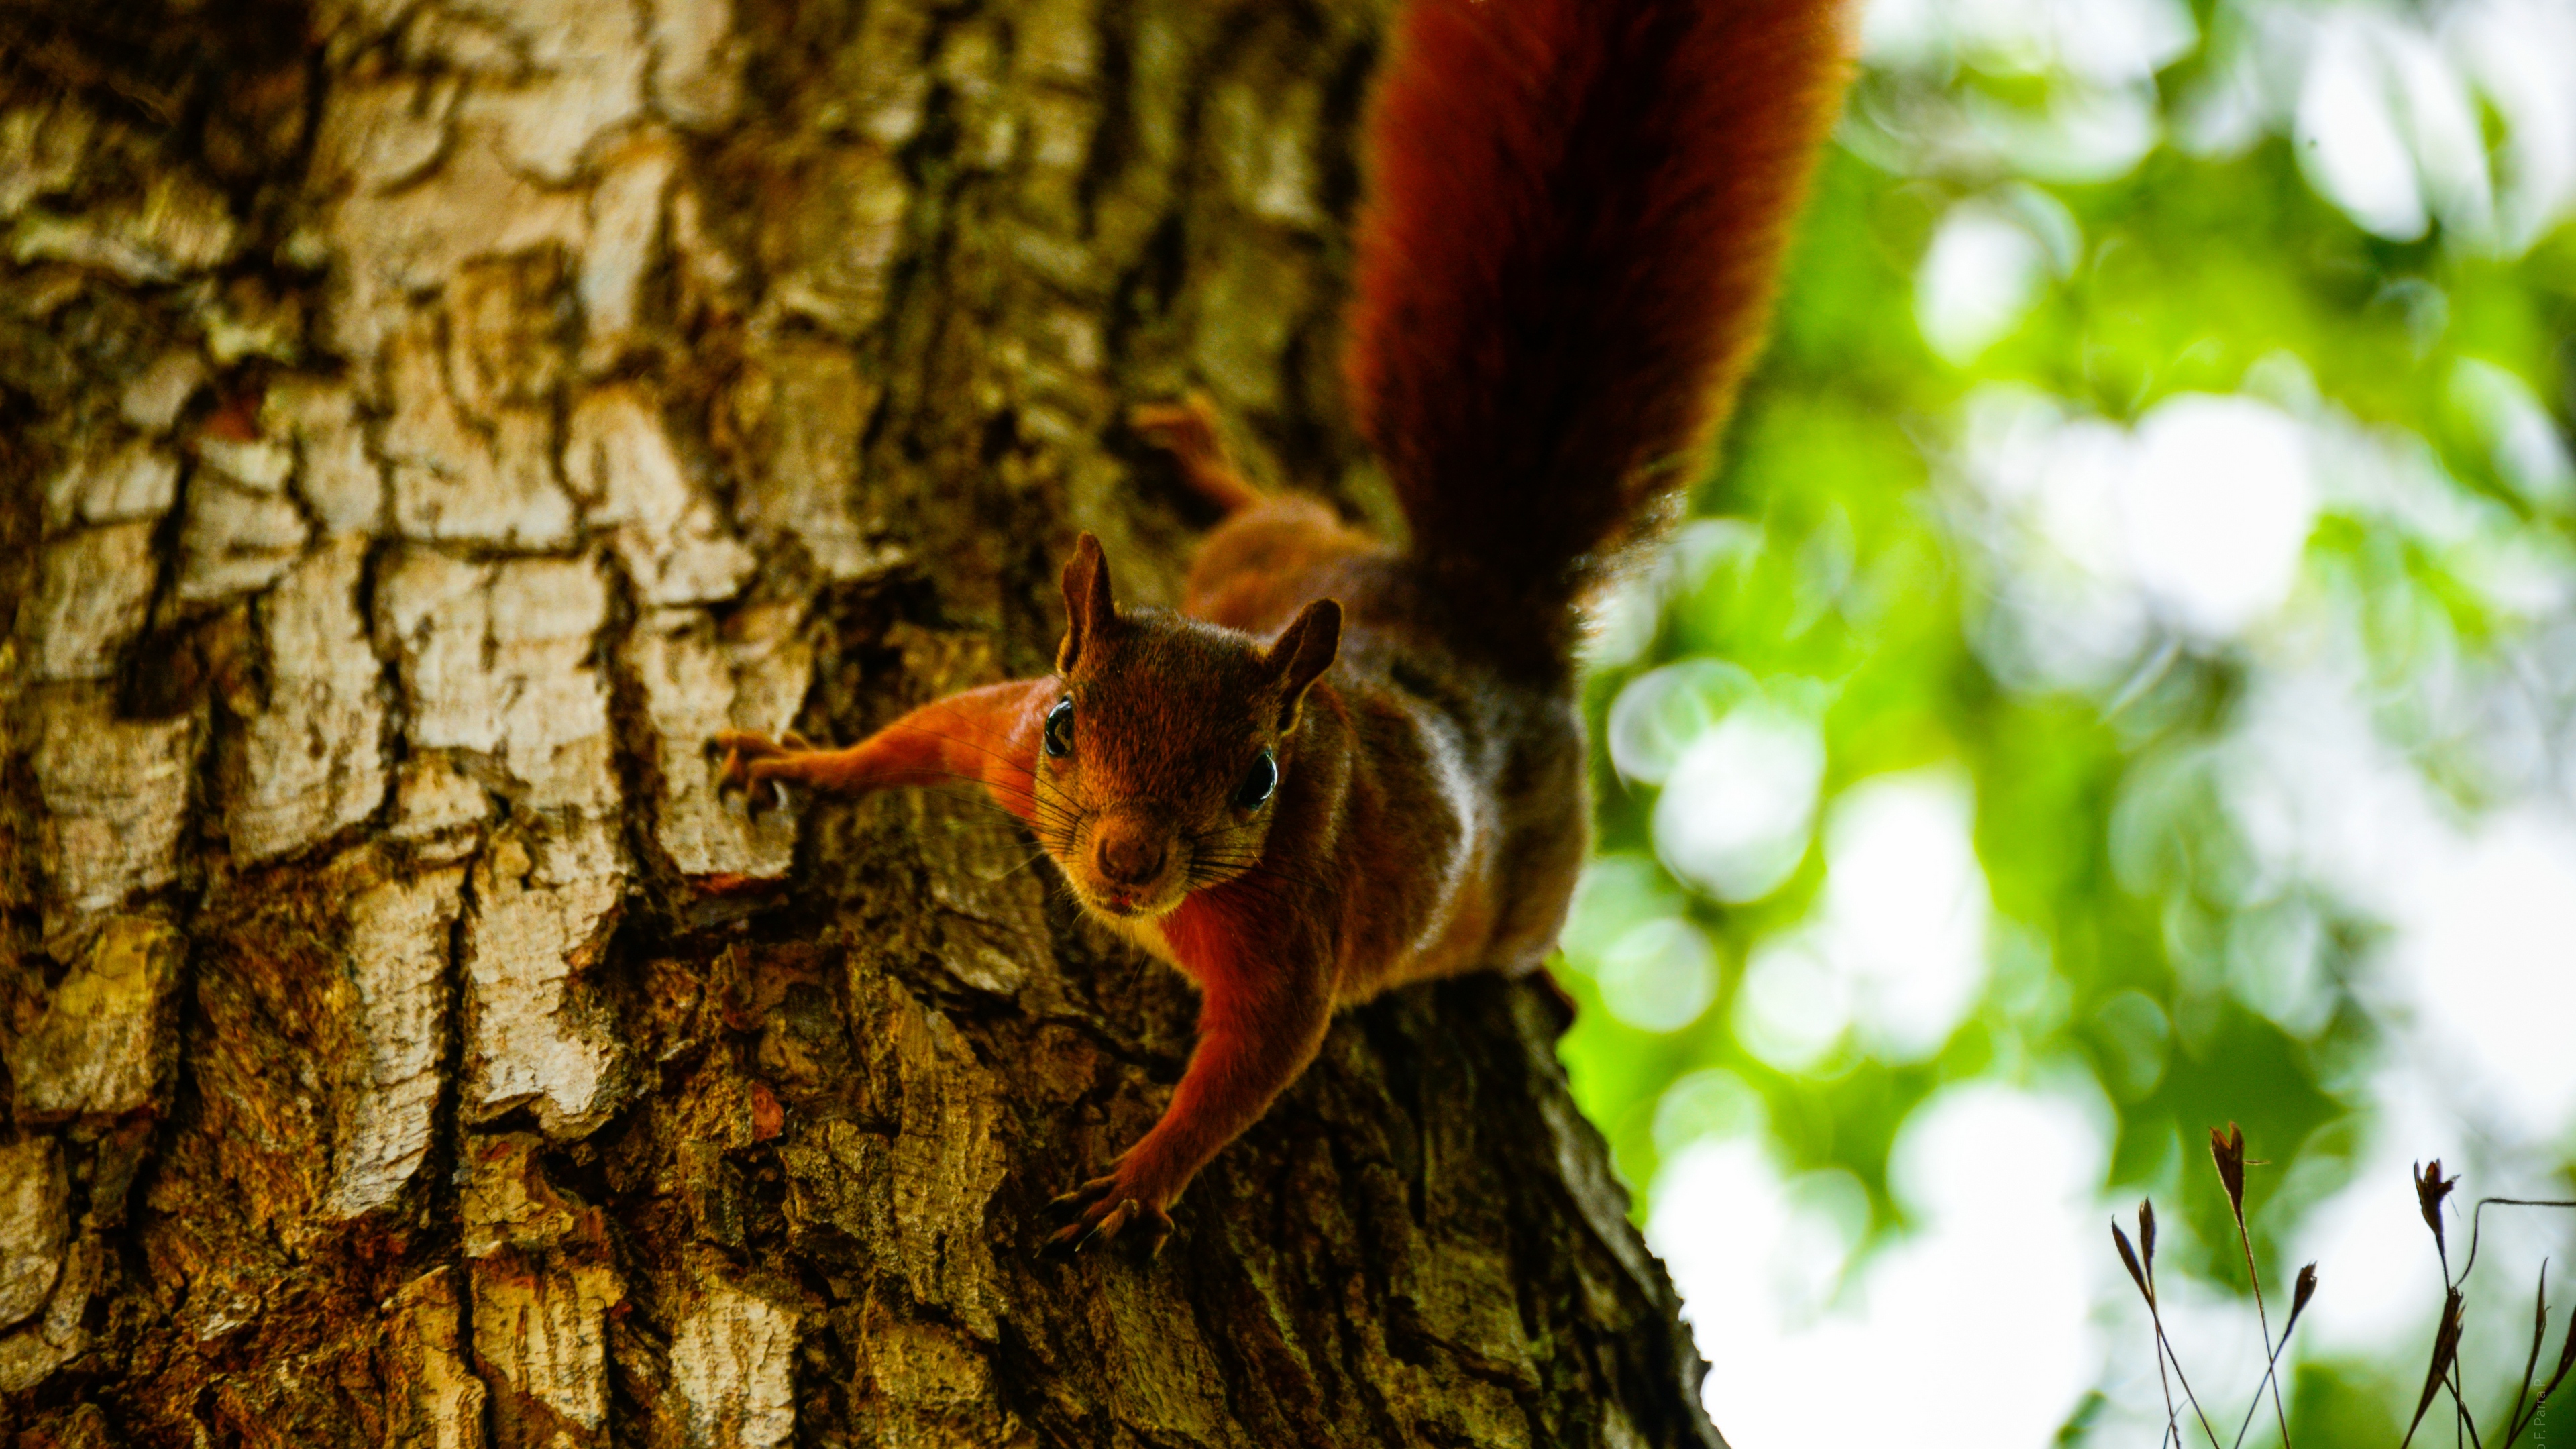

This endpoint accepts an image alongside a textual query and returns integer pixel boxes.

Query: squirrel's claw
[1042,1174,1173,1259]
[1134,1201,1174,1259]
[1046,1174,1117,1216]
[1047,1198,1136,1254]
[709,730,770,797]
[709,729,810,820]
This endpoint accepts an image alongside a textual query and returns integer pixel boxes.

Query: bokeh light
[1556,0,2576,1441]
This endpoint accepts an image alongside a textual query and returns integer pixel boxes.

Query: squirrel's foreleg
[712,677,1055,822]
[1049,934,1336,1257]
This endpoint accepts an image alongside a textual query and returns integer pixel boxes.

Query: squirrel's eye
[1234,749,1277,810]
[1044,699,1075,758]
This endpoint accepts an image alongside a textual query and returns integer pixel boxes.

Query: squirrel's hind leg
[1130,394,1264,515]
[1134,394,1391,629]
[1181,497,1385,628]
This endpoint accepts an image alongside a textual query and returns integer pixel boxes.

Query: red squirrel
[715,0,1854,1256]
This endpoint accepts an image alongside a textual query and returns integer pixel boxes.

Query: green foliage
[1552,0,2576,1436]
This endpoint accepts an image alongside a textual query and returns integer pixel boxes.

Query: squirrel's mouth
[1075,871,1190,921]
[1087,888,1174,919]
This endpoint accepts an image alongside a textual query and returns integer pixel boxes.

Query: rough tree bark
[0,0,1728,1443]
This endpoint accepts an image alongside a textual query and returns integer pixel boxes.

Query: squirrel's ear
[1057,533,1119,674]
[1263,598,1342,731]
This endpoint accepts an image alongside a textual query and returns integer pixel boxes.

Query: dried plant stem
[2229,1280,2314,1449]
[2148,1300,2184,1449]
[2209,1124,2294,1449]
[2500,1264,2548,1447]
[2228,1332,2292,1448]
[2231,1201,2291,1447]
[2146,1299,2225,1449]
[2496,1213,2576,1446]
[2405,1288,2471,1449]
[2459,1200,2576,1289]
[2117,1211,2220,1449]
[2121,1151,2576,1449]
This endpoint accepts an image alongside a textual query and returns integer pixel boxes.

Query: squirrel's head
[1034,533,1341,920]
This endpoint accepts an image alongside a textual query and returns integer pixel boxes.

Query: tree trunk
[0,0,1726,1443]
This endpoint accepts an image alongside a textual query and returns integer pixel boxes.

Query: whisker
[1187,848,1330,890]
[1189,857,1332,898]
[981,847,1061,883]
[1189,861,1318,893]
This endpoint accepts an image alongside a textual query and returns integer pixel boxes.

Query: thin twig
[2231,1265,2318,1449]
[2214,1125,2292,1449]
[2459,1199,2576,1289]
[2405,1287,2469,1449]
[2147,1297,2226,1448]
[2118,1214,2197,1449]
[2502,1263,2548,1447]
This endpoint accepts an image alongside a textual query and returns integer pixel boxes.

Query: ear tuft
[1264,598,1342,731]
[1057,533,1119,674]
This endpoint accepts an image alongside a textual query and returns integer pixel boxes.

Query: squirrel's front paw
[1044,1170,1176,1260]
[708,729,818,818]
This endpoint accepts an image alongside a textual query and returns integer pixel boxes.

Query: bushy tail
[1346,0,1853,674]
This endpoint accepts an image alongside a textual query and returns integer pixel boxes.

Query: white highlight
[1916,203,2053,364]
[2207,0,2576,252]
[1558,853,1688,966]
[1652,700,1827,904]
[1732,769,1992,1069]
[2296,19,2432,240]
[1734,935,1853,1073]
[2451,357,2576,506]
[2449,0,2576,252]
[2117,394,2318,641]
[2224,665,2576,1140]
[1595,917,1721,1034]
[2291,1083,2459,1361]
[1953,384,2328,688]
[2393,808,2576,1135]
[1556,856,1723,1034]
[1955,388,2152,692]
[1654,1084,2108,1449]
[1872,0,2576,252]
[1820,771,1991,1059]
[1607,659,1762,786]
[1859,0,2195,87]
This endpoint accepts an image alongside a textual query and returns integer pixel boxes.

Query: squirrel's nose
[1093,818,1169,887]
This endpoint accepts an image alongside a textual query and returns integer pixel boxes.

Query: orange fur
[1128,395,1265,515]
[714,680,1053,823]
[714,0,1855,1257]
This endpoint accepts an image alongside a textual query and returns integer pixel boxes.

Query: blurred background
[1550,0,2576,1441]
